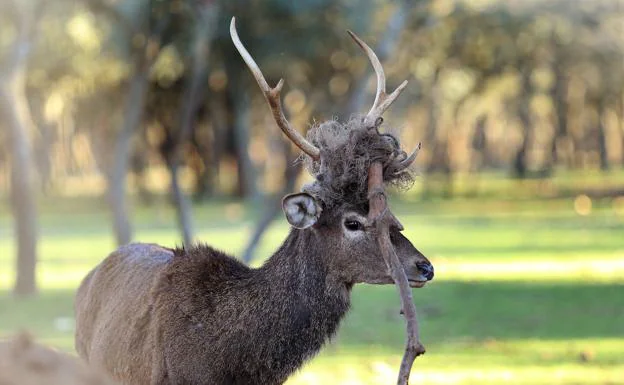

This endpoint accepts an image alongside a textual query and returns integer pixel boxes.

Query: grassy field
[1,188,623,384]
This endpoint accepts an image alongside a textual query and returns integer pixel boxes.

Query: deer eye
[344,219,363,231]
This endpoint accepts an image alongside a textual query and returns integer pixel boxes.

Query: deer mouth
[408,279,428,288]
[406,268,432,288]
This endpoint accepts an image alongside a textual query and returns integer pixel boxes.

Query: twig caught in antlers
[368,162,425,385]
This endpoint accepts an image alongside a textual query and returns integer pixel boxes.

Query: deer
[74,17,434,385]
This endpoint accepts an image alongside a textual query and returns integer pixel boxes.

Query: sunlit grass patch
[289,360,624,385]
[434,257,624,282]
[289,338,624,384]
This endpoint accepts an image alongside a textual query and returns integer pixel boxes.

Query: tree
[86,0,171,245]
[163,0,220,246]
[0,0,42,297]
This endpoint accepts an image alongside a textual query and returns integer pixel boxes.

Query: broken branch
[368,161,425,385]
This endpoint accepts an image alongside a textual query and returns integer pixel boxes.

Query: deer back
[75,244,173,383]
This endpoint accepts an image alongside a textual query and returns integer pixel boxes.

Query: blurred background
[0,0,623,383]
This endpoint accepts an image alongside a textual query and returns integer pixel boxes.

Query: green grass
[1,190,623,384]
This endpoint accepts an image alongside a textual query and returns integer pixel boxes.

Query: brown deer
[74,17,433,385]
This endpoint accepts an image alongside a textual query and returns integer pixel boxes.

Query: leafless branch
[368,162,425,385]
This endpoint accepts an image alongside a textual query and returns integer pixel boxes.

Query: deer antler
[230,17,321,161]
[396,142,422,172]
[348,30,420,173]
[347,30,408,126]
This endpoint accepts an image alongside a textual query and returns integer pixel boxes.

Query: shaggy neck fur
[240,228,351,384]
[260,228,352,302]
[253,228,352,366]
[167,228,352,385]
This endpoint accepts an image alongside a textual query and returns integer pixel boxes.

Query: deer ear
[282,193,322,229]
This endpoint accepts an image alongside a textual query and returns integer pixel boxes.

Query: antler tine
[347,30,408,125]
[396,142,422,171]
[230,17,321,160]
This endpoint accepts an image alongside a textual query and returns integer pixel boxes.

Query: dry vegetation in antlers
[303,116,415,208]
[0,333,115,385]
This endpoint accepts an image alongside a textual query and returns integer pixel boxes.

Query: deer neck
[258,228,352,333]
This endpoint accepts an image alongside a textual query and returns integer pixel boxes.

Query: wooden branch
[368,162,425,385]
[377,224,425,385]
[367,161,386,220]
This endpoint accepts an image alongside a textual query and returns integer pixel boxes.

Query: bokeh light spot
[574,194,592,216]
[284,89,306,114]
[329,75,350,97]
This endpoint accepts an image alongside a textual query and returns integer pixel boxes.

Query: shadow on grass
[1,281,623,354]
[338,281,624,349]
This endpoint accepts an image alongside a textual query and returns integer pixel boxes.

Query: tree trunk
[0,0,41,297]
[423,74,452,198]
[29,96,55,193]
[242,144,301,264]
[513,70,533,178]
[167,3,219,245]
[0,77,39,297]
[472,115,488,168]
[621,92,624,167]
[550,67,569,168]
[227,76,257,199]
[106,7,170,245]
[201,96,229,198]
[596,101,609,171]
[169,162,194,246]
[108,69,149,245]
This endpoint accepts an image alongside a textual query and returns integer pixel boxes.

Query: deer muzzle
[407,261,434,288]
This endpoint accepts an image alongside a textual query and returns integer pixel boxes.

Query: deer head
[230,18,433,288]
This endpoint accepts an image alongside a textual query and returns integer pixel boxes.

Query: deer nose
[416,262,434,281]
